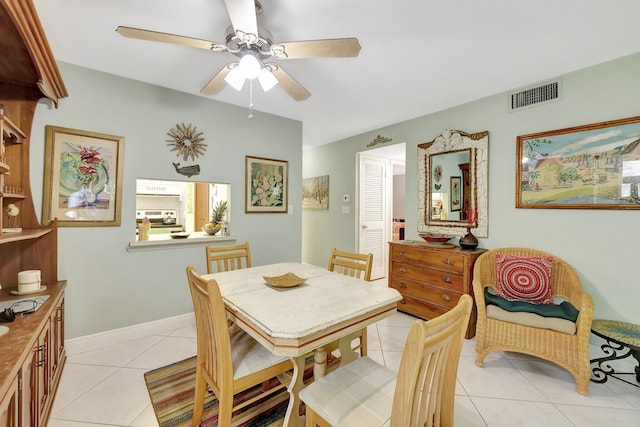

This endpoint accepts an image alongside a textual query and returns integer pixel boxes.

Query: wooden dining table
[203,262,402,427]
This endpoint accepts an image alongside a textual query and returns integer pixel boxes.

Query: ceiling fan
[116,0,361,101]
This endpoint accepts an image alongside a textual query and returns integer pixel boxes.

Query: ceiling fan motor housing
[225,25,274,58]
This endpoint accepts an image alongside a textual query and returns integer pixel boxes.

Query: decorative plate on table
[169,232,190,239]
[263,272,307,288]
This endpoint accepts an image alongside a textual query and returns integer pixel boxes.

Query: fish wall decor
[172,162,200,177]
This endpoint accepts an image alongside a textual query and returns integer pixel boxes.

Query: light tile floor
[49,307,640,426]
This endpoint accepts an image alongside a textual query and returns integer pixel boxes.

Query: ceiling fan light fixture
[238,53,261,79]
[258,67,278,92]
[224,66,245,91]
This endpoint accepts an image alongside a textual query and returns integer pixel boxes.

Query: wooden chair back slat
[206,242,252,274]
[391,294,472,427]
[327,248,373,281]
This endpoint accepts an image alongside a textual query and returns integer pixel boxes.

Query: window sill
[126,232,236,252]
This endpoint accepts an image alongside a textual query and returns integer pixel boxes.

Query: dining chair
[185,265,293,426]
[326,248,374,360]
[206,242,252,274]
[299,294,472,427]
[327,247,373,281]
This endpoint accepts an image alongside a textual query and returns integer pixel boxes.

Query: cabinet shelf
[0,227,51,244]
[1,192,25,199]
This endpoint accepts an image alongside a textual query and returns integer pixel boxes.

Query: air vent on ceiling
[510,80,561,111]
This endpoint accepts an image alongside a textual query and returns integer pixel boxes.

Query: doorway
[357,143,406,280]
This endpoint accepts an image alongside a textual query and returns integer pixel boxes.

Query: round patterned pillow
[494,254,554,304]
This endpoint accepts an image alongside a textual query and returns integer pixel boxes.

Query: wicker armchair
[472,247,594,395]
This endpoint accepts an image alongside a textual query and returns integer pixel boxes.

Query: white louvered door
[358,154,389,280]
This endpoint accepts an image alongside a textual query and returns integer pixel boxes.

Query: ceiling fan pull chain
[248,79,254,119]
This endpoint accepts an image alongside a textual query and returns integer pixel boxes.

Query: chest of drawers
[388,241,486,338]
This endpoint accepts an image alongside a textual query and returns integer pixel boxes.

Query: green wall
[303,52,640,323]
[31,63,303,338]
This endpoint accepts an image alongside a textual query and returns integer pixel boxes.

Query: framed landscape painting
[245,155,288,213]
[43,126,124,226]
[302,175,329,210]
[516,116,640,209]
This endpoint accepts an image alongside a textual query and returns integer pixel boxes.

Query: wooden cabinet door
[0,375,19,427]
[36,324,51,422]
[50,297,65,386]
[20,324,51,426]
[19,343,38,427]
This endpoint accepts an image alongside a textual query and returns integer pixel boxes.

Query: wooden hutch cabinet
[0,1,68,426]
[388,241,485,338]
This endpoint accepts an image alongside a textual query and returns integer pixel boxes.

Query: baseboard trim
[65,312,195,356]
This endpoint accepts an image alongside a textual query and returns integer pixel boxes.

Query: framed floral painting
[43,126,124,226]
[245,156,288,213]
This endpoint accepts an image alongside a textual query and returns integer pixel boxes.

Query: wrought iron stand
[590,319,640,388]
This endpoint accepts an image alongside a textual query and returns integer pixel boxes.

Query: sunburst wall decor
[166,123,207,161]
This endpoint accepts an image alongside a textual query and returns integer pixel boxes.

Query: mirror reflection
[135,178,230,239]
[428,150,470,222]
[418,129,489,238]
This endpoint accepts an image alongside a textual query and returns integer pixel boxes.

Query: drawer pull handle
[399,282,407,289]
[442,258,454,265]
[400,299,406,304]
[400,251,408,257]
[441,294,451,302]
[400,267,407,273]
[442,276,452,284]
[37,344,47,367]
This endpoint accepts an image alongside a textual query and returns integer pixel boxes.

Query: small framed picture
[245,156,288,213]
[450,176,462,211]
[302,175,329,210]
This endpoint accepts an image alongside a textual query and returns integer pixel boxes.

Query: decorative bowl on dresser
[388,241,486,338]
[418,232,455,243]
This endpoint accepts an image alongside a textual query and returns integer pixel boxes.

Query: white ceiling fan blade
[265,64,311,101]
[116,26,227,52]
[201,64,238,95]
[270,38,361,59]
[224,0,258,43]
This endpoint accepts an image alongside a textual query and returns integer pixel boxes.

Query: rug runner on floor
[144,356,290,427]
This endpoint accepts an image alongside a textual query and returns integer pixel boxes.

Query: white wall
[303,52,640,323]
[31,63,303,338]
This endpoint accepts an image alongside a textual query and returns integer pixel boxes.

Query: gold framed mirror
[418,130,489,237]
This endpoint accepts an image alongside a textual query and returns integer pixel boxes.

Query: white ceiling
[33,0,640,149]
